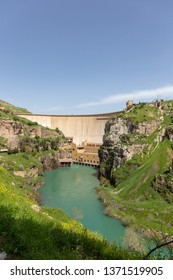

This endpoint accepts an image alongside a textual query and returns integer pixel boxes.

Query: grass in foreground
[0,166,141,260]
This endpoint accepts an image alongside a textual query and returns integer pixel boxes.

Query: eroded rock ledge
[99,118,161,184]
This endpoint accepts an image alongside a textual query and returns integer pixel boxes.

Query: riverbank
[97,101,173,253]
[40,164,126,245]
[0,162,142,260]
[97,183,173,246]
[40,162,172,252]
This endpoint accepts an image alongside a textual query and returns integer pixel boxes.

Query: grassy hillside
[98,140,173,234]
[0,99,30,114]
[98,100,173,242]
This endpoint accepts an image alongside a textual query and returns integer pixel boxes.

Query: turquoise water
[39,164,125,244]
[39,164,172,258]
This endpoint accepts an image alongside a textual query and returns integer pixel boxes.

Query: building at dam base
[72,142,100,166]
[59,139,100,167]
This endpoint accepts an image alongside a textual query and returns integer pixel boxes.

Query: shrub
[0,136,7,149]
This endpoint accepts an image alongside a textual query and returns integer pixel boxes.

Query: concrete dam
[18,112,120,144]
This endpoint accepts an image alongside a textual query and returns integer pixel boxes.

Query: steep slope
[98,100,173,238]
[0,99,30,114]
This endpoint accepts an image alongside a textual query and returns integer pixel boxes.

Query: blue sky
[0,0,173,114]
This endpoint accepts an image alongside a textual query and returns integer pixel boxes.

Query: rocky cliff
[0,119,61,151]
[99,116,162,184]
[38,152,60,171]
[99,100,173,198]
[0,120,25,150]
[0,104,67,202]
[98,100,173,238]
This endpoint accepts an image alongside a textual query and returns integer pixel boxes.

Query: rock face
[0,119,63,187]
[151,167,173,203]
[29,126,58,138]
[0,120,61,151]
[0,120,24,149]
[38,152,60,171]
[103,118,160,146]
[137,121,160,135]
[99,117,160,184]
[165,127,173,141]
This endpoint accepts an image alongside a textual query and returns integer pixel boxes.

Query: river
[39,164,172,258]
[39,164,125,245]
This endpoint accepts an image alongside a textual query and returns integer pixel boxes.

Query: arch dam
[17,112,121,144]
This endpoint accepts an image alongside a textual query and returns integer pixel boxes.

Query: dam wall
[18,112,119,144]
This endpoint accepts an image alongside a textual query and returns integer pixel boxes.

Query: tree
[144,234,173,260]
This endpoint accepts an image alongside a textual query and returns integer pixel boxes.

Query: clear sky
[0,0,173,114]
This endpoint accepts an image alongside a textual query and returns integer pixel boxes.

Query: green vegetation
[123,104,161,123]
[0,99,142,259]
[20,135,62,153]
[13,115,38,126]
[0,99,64,155]
[0,166,141,259]
[98,100,173,249]
[1,99,173,259]
[0,136,7,149]
[0,152,44,202]
[0,99,30,114]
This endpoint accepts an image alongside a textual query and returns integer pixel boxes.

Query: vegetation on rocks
[98,100,173,256]
[0,99,30,114]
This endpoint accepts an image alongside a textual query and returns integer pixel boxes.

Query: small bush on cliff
[0,136,7,149]
[20,135,61,153]
[13,115,37,126]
